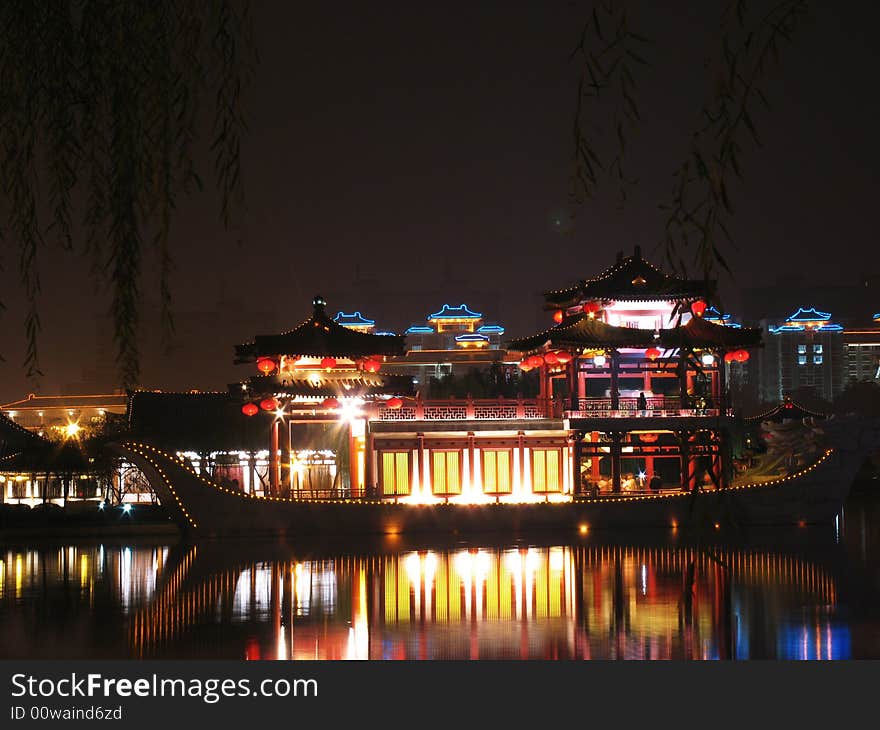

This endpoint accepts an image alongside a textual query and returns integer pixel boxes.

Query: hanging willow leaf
[0,0,257,389]
[661,0,808,280]
[569,1,650,209]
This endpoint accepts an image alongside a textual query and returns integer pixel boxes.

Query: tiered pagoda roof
[658,315,762,349]
[235,295,406,363]
[508,312,762,353]
[508,314,656,352]
[544,246,713,308]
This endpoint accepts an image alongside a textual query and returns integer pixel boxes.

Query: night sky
[1,1,878,403]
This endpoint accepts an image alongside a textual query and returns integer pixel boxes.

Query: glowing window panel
[431,451,461,496]
[482,450,512,494]
[814,355,824,365]
[813,344,823,353]
[531,449,561,493]
[798,355,807,366]
[381,452,410,496]
[797,344,807,354]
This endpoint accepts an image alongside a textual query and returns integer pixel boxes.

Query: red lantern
[553,310,564,324]
[723,351,736,363]
[645,347,661,361]
[257,358,276,374]
[241,402,259,417]
[322,397,340,409]
[386,397,403,409]
[555,351,572,364]
[691,300,707,317]
[259,397,278,412]
[639,432,658,443]
[363,359,381,373]
[735,349,750,363]
[544,352,559,365]
[583,301,601,314]
[527,354,544,368]
[519,360,533,372]
[320,356,337,369]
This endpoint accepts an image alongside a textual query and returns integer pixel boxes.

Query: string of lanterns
[723,349,751,363]
[255,354,385,374]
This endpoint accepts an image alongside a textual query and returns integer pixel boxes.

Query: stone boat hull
[110,418,879,538]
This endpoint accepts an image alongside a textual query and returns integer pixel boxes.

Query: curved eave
[239,374,415,398]
[236,315,406,363]
[507,314,657,353]
[659,318,763,349]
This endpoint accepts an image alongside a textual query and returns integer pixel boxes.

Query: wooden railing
[374,395,726,421]
[376,396,546,421]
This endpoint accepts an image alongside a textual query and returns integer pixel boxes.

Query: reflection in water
[0,537,861,660]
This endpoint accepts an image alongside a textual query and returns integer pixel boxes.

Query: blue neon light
[333,311,375,326]
[477,325,505,334]
[405,325,434,334]
[817,324,844,332]
[455,334,489,342]
[786,307,831,322]
[703,305,731,321]
[374,330,397,336]
[769,325,806,333]
[873,313,880,321]
[427,303,482,320]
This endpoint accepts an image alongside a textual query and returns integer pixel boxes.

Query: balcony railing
[376,396,545,421]
[375,395,726,421]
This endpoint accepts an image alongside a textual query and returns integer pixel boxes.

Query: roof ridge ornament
[312,294,327,312]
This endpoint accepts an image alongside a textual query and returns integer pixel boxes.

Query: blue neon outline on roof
[477,325,505,334]
[455,333,489,342]
[405,325,434,334]
[374,330,397,336]
[769,325,806,333]
[725,322,742,328]
[333,311,375,326]
[427,303,482,320]
[874,313,880,320]
[786,307,831,322]
[703,306,731,320]
[817,324,844,332]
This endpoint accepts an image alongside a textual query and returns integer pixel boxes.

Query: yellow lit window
[381,452,410,496]
[431,451,461,495]
[482,449,512,494]
[531,449,561,493]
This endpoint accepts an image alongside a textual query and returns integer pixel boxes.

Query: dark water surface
[2,493,878,660]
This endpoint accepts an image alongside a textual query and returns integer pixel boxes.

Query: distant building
[757,307,846,403]
[843,313,880,384]
[0,392,128,437]
[385,303,513,385]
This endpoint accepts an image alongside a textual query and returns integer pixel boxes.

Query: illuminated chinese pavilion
[508,246,762,494]
[220,248,762,503]
[233,295,412,497]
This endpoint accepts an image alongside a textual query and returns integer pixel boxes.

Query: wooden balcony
[372,395,728,422]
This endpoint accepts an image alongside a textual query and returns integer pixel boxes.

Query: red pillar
[270,419,280,496]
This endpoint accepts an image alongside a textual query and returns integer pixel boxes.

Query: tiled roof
[236,296,406,362]
[544,248,713,306]
[508,313,762,353]
[1,393,128,411]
